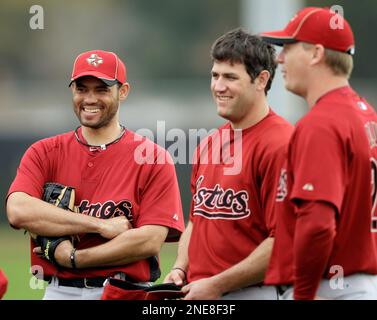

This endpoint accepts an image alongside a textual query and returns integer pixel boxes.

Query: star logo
[86,54,103,67]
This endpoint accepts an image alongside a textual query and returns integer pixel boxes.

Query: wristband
[70,248,77,269]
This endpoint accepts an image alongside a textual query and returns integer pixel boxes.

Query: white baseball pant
[221,285,279,300]
[278,273,377,300]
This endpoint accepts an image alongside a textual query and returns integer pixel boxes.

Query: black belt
[51,277,108,288]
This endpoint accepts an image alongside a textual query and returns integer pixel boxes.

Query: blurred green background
[1,0,377,299]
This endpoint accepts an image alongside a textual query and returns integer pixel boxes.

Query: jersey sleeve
[136,146,184,241]
[293,200,337,300]
[258,126,292,237]
[7,140,51,200]
[189,146,200,222]
[259,146,288,237]
[289,120,346,213]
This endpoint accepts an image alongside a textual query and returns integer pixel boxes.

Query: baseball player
[261,7,377,299]
[0,269,8,299]
[6,50,185,300]
[164,29,294,300]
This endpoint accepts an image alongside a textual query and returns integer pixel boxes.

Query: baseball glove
[30,183,78,266]
[101,278,184,300]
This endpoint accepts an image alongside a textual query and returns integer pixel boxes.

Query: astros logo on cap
[86,54,103,67]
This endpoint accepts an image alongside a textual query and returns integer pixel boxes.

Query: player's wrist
[171,266,187,280]
[54,240,74,268]
[208,274,229,296]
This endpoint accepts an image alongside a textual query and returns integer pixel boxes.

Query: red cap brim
[69,71,119,87]
[260,30,297,46]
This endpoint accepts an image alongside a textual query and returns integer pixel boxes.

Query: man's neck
[306,75,349,108]
[81,122,123,146]
[230,97,269,130]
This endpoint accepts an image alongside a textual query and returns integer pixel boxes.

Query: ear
[310,44,326,66]
[70,81,76,93]
[119,83,130,101]
[255,70,270,92]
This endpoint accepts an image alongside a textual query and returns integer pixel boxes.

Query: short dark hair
[301,43,353,79]
[211,28,277,94]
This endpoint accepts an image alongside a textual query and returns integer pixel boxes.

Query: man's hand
[99,216,132,239]
[163,268,186,286]
[182,277,223,300]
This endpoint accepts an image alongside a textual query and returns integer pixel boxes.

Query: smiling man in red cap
[6,50,184,299]
[260,7,377,299]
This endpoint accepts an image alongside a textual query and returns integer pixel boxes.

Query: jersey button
[88,162,94,167]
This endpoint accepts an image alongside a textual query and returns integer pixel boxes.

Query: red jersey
[0,269,7,299]
[266,86,377,285]
[187,110,294,282]
[7,128,184,282]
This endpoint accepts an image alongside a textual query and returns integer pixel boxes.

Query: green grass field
[0,225,178,300]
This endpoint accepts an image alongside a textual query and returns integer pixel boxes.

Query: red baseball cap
[70,50,127,86]
[260,7,355,55]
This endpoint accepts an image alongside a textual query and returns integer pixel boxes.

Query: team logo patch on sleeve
[192,176,250,220]
[276,169,288,202]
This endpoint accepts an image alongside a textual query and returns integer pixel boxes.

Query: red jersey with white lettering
[187,110,294,282]
[266,86,377,285]
[7,128,184,282]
